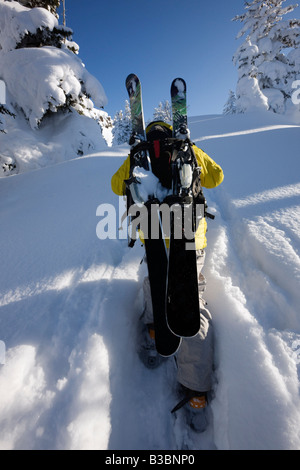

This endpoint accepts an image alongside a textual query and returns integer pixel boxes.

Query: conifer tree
[223,90,237,115]
[112,110,124,145]
[152,100,172,123]
[0,1,110,175]
[17,0,60,17]
[233,0,300,113]
[14,0,74,51]
[0,1,107,128]
[112,101,132,145]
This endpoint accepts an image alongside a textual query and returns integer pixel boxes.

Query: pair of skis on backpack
[125,74,200,357]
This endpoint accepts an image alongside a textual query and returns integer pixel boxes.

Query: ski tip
[125,74,141,97]
[126,73,139,87]
[157,338,182,358]
[166,313,200,339]
[171,78,186,96]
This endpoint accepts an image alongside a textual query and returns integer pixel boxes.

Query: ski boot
[172,386,208,433]
[137,323,166,369]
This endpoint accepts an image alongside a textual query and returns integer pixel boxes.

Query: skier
[111,120,224,432]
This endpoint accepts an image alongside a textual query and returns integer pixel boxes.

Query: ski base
[166,207,200,338]
[143,200,181,357]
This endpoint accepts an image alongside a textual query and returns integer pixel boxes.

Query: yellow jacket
[111,145,224,249]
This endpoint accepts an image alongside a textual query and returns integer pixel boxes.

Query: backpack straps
[126,137,215,247]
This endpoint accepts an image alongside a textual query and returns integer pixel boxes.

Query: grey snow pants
[142,250,214,392]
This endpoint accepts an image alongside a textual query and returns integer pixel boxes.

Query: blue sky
[57,0,298,121]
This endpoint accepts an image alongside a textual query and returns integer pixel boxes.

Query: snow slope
[0,111,300,450]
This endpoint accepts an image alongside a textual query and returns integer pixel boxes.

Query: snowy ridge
[195,124,300,142]
[0,112,300,450]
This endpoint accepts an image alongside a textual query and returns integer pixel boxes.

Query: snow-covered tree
[233,0,300,114]
[0,105,14,133]
[17,0,60,17]
[223,90,237,115]
[0,1,106,127]
[0,98,17,171]
[112,110,125,145]
[152,100,172,124]
[0,0,111,175]
[112,100,132,145]
[14,1,76,50]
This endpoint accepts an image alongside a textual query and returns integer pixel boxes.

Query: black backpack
[129,121,203,197]
[144,121,174,189]
[126,122,213,245]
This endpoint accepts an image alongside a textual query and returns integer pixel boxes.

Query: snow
[232,2,300,116]
[1,47,107,129]
[0,0,108,147]
[0,103,110,174]
[174,78,186,96]
[0,2,58,52]
[236,76,269,113]
[190,111,300,449]
[130,166,170,204]
[0,110,300,450]
[2,0,300,451]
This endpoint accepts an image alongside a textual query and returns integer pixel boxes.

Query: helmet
[145,120,173,140]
